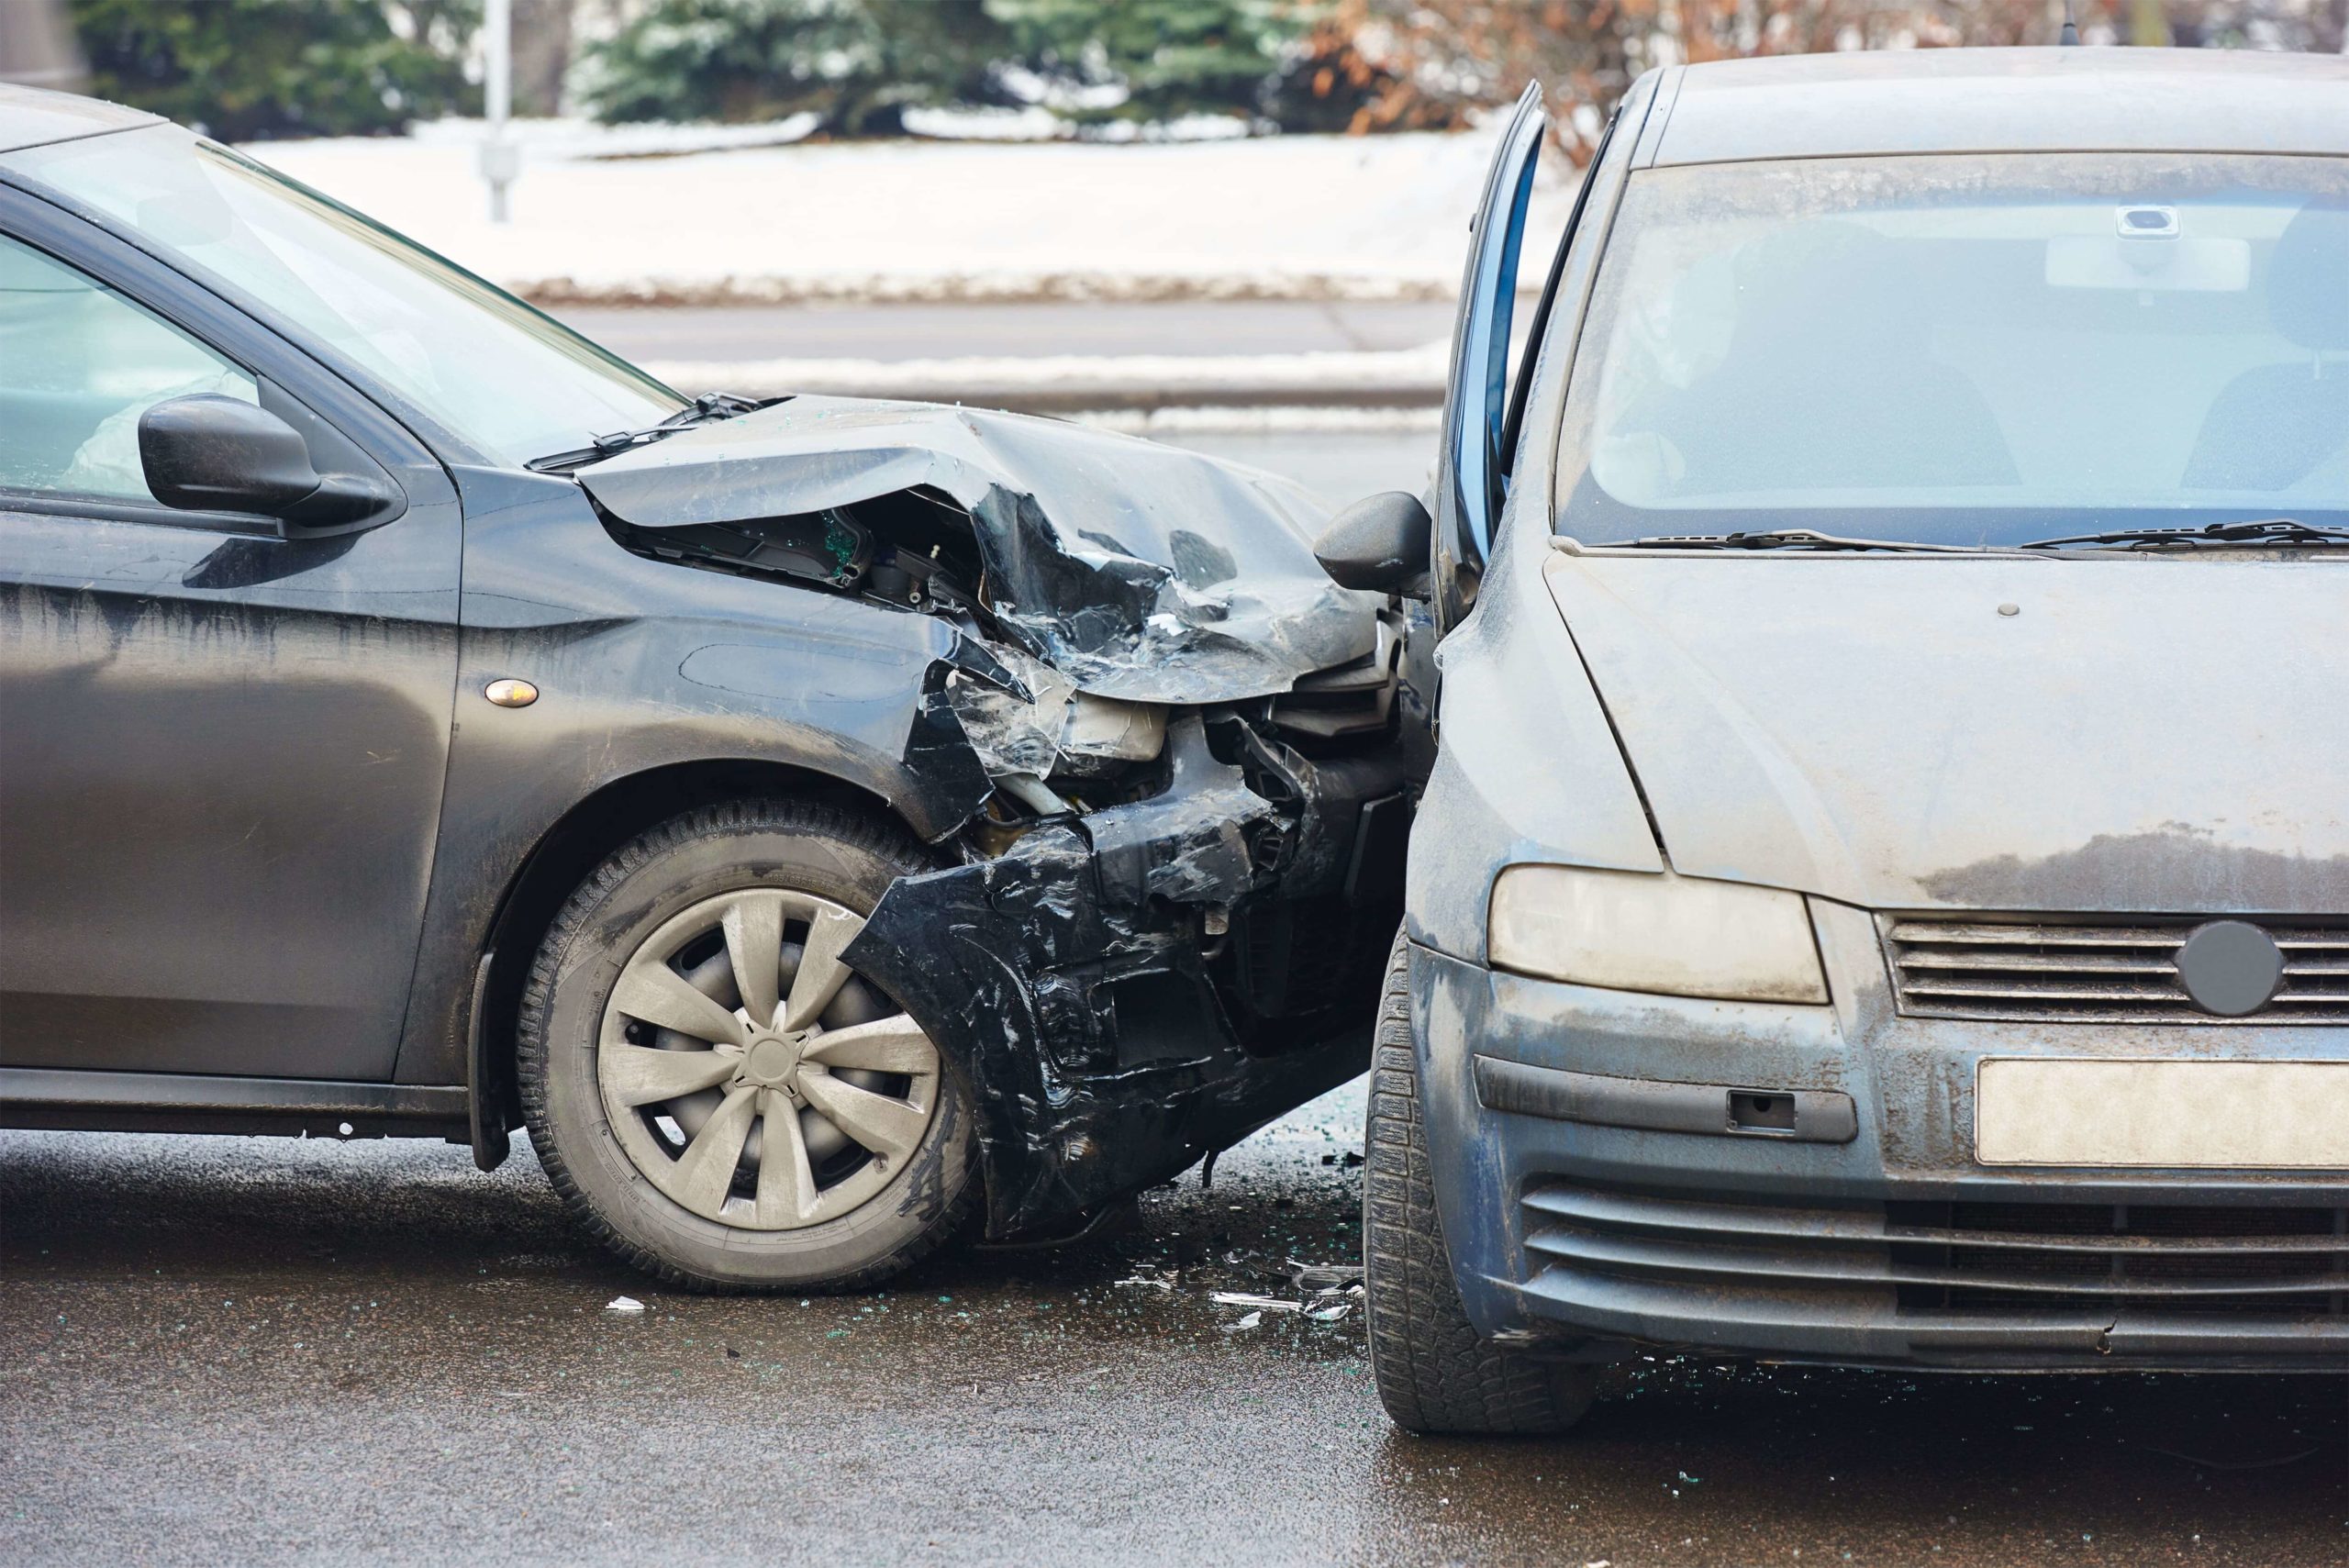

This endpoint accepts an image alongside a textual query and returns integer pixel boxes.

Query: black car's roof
[1646,47,2349,166]
[0,83,160,154]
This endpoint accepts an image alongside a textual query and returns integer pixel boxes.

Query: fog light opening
[1728,1091,1798,1134]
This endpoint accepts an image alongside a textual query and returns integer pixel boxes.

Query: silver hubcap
[596,889,941,1230]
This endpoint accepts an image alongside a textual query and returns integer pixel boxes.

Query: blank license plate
[1976,1059,2349,1168]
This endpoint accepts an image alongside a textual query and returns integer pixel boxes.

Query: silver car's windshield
[3,125,685,467]
[1557,153,2349,547]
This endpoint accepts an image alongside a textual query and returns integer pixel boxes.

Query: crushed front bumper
[849,711,1418,1240]
[1411,900,2349,1373]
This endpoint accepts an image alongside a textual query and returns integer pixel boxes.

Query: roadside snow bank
[244,121,1576,306]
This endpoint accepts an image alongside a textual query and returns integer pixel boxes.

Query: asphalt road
[551,299,1456,365]
[4,1079,2343,1568]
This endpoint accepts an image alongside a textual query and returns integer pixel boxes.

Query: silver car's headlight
[1487,864,1829,1004]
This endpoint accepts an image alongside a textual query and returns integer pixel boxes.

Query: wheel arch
[466,757,940,1168]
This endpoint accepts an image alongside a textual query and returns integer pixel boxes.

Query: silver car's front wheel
[520,800,980,1292]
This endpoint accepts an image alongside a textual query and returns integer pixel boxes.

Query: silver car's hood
[1546,552,2349,914]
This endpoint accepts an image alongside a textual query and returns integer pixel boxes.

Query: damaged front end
[573,396,1432,1240]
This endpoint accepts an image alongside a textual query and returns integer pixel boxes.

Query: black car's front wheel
[518,800,980,1292]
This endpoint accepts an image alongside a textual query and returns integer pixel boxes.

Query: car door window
[0,232,256,504]
[7,126,679,468]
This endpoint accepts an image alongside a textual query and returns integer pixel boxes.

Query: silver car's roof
[0,83,161,155]
[1647,47,2349,166]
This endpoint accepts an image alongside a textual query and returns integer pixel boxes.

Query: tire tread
[1363,930,1592,1434]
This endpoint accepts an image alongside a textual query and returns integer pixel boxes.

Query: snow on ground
[244,118,1577,307]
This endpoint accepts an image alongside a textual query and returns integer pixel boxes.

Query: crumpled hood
[575,395,1379,703]
[1547,552,2349,914]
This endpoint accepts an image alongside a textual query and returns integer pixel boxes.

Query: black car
[0,87,1429,1291]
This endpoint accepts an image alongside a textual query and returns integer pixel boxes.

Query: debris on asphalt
[1205,1262,1364,1326]
[1114,1228,1368,1329]
[1222,1310,1264,1332]
[2135,1443,2319,1471]
[1211,1291,1303,1314]
[604,1296,646,1314]
[1287,1260,1364,1291]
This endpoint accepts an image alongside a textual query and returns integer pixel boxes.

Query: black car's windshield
[1557,153,2349,548]
[2,125,685,468]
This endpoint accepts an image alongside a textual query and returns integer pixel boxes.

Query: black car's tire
[1364,929,1597,1435]
[518,799,981,1293]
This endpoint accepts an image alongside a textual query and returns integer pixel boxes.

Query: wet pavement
[4,1080,2343,1567]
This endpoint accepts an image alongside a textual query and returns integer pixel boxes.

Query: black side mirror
[1314,491,1433,598]
[138,395,394,529]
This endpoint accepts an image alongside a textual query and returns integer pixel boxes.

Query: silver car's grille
[1521,1183,2349,1319]
[1885,916,2349,1024]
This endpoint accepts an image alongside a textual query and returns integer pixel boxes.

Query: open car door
[1431,83,1548,634]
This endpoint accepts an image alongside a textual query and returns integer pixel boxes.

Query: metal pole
[481,0,515,222]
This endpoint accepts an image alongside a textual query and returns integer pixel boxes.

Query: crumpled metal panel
[574,395,1381,704]
[942,643,1164,781]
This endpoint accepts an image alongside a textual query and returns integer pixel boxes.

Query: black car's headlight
[1488,864,1829,1004]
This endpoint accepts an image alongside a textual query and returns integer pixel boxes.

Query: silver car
[1311,45,2349,1433]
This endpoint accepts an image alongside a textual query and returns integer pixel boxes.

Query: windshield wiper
[1564,528,2001,555]
[527,391,774,473]
[2022,518,2349,551]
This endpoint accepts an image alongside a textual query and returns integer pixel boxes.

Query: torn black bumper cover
[844,716,1413,1240]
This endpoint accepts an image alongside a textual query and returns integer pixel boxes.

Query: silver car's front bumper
[1411,900,2349,1373]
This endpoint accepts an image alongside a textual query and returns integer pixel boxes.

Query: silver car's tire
[518,800,980,1292]
[1363,929,1597,1435]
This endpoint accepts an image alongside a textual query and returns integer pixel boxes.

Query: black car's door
[0,195,461,1082]
[1431,83,1549,635]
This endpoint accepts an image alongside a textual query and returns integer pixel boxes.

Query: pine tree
[578,0,1019,137]
[990,0,1306,127]
[69,0,476,140]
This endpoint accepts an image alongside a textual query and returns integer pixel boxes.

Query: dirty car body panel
[0,91,1429,1248]
[1408,48,2349,1377]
